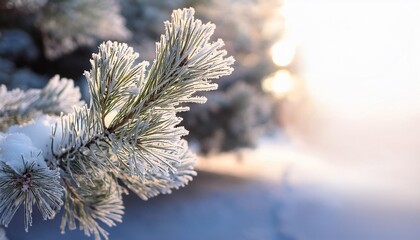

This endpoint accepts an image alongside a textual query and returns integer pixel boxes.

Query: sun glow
[262,69,295,97]
[282,0,420,118]
[279,0,420,208]
[271,36,296,67]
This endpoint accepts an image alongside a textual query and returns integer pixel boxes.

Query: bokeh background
[1,0,420,239]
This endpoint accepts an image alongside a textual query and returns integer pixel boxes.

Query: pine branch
[56,7,234,180]
[0,7,234,240]
[0,75,83,131]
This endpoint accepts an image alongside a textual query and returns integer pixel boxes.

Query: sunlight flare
[262,69,295,97]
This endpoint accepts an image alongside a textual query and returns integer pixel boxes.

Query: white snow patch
[7,115,61,160]
[0,133,45,170]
